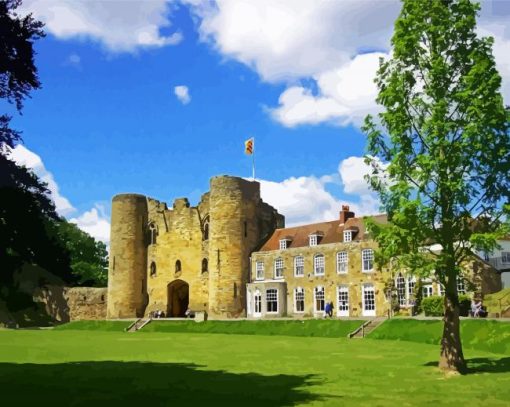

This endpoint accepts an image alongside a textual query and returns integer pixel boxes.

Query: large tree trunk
[438,276,466,373]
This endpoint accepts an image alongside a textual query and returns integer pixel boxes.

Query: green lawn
[369,318,510,355]
[1,327,509,406]
[56,319,364,338]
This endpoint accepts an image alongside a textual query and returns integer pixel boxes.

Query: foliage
[0,0,45,111]
[55,221,108,286]
[369,319,510,355]
[419,295,473,317]
[362,0,509,370]
[422,295,445,316]
[413,279,424,314]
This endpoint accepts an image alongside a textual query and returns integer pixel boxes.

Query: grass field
[1,322,509,406]
[56,319,364,338]
[369,318,510,354]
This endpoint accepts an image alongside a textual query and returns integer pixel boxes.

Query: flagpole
[252,138,255,180]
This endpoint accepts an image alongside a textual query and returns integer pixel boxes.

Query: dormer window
[344,230,352,242]
[309,235,318,246]
[309,232,323,246]
[279,237,292,250]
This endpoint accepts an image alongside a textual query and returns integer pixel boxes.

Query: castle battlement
[107,175,284,319]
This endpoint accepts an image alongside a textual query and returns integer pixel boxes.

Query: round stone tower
[107,194,148,318]
[208,176,260,317]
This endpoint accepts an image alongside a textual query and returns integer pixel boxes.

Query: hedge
[422,295,471,316]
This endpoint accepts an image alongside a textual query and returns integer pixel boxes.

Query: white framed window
[274,258,284,279]
[362,249,374,272]
[407,277,416,304]
[396,273,406,306]
[336,251,348,274]
[396,274,416,306]
[502,252,510,264]
[279,239,288,250]
[294,287,305,313]
[438,283,445,296]
[343,230,352,242]
[309,235,318,246]
[314,286,325,312]
[337,285,349,315]
[294,256,304,277]
[266,288,278,313]
[255,261,264,280]
[422,284,433,297]
[314,254,325,276]
[362,284,376,316]
[457,276,466,295]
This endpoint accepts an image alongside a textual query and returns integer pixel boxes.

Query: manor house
[107,175,501,320]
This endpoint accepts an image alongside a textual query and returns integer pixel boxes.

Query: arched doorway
[167,280,189,317]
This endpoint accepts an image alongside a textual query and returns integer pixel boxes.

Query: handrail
[125,318,141,332]
[347,320,371,338]
[498,291,510,316]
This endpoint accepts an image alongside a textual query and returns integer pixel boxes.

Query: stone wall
[107,194,148,318]
[250,241,389,317]
[108,175,283,319]
[33,286,108,321]
[145,196,208,316]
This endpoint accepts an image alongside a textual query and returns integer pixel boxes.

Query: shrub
[458,295,471,317]
[421,294,471,316]
[422,296,443,316]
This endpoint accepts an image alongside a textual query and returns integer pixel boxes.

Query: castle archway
[167,279,189,317]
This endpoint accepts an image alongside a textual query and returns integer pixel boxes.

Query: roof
[260,214,388,251]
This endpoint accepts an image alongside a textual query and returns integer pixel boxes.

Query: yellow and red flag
[244,137,254,155]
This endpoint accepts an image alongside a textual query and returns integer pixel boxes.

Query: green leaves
[363,0,509,278]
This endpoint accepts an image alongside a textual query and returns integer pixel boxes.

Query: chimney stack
[339,205,355,224]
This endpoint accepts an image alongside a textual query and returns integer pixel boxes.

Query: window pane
[362,249,374,271]
[294,256,304,276]
[337,251,348,273]
[266,289,278,312]
[314,254,325,275]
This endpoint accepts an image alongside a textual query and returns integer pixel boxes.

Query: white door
[254,290,262,317]
[362,284,376,317]
[337,286,349,317]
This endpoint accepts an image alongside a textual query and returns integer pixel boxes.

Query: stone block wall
[250,241,389,317]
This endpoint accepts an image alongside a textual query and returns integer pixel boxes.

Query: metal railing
[486,257,510,270]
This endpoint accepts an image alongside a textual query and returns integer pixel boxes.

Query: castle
[107,175,283,319]
[107,175,501,320]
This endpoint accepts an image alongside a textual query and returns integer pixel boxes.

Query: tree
[0,1,75,293]
[55,221,108,287]
[363,0,509,373]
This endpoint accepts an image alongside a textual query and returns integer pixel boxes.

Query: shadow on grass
[424,357,510,374]
[0,361,323,406]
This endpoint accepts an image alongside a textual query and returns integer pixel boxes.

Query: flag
[244,137,254,155]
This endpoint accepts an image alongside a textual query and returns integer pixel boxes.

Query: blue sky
[7,0,510,243]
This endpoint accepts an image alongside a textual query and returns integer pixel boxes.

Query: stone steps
[348,318,386,339]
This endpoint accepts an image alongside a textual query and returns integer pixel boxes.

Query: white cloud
[188,0,399,82]
[70,205,111,245]
[339,155,388,196]
[257,172,380,227]
[8,145,110,244]
[19,0,182,52]
[271,52,386,127]
[189,0,510,127]
[9,145,75,216]
[67,53,81,66]
[174,85,191,104]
